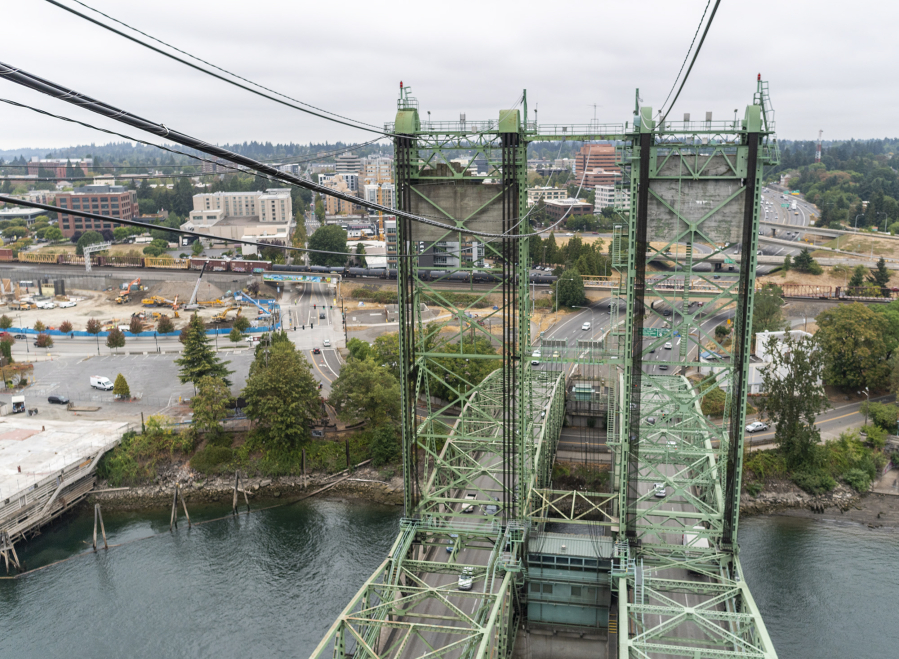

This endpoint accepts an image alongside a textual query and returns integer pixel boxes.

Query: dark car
[13,334,26,340]
[319,311,326,319]
[312,347,321,354]
[48,395,69,405]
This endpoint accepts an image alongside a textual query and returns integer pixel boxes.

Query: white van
[682,524,710,573]
[90,376,114,391]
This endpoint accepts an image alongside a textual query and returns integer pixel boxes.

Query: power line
[0,61,565,240]
[658,0,711,115]
[0,193,384,259]
[659,0,721,126]
[43,0,389,135]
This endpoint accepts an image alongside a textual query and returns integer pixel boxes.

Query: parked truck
[11,395,25,413]
[90,375,114,391]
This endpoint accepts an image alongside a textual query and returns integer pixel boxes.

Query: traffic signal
[302,324,305,330]
[313,304,316,309]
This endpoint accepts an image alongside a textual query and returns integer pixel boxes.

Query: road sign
[641,327,669,338]
[724,257,735,264]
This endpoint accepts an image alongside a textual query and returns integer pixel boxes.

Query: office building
[55,185,138,237]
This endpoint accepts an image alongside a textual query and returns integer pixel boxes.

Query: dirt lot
[815,234,899,260]
[757,265,857,290]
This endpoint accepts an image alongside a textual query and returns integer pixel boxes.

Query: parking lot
[1,351,257,421]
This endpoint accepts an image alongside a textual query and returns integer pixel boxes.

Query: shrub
[842,468,871,492]
[35,333,53,348]
[190,445,235,474]
[792,469,836,495]
[0,315,11,330]
[370,425,400,466]
[700,386,726,417]
[744,481,763,497]
[860,423,887,449]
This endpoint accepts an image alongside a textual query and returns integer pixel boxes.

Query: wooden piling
[232,471,239,515]
[179,486,192,529]
[170,486,179,531]
[302,448,307,489]
[98,506,108,549]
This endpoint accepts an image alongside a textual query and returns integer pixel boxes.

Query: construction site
[0,266,278,333]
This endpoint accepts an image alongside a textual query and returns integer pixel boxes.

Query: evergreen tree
[848,264,867,289]
[544,232,559,264]
[113,373,131,399]
[555,268,586,307]
[175,313,232,388]
[867,257,891,295]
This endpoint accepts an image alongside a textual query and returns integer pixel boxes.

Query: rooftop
[0,417,129,501]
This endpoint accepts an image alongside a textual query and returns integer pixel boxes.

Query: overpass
[312,81,779,659]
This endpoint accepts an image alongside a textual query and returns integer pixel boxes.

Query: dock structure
[0,418,129,558]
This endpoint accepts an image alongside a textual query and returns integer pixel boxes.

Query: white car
[745,421,769,433]
[35,301,56,310]
[245,335,261,343]
[58,300,77,308]
[531,349,541,366]
[653,483,667,498]
[323,338,331,347]
[664,341,672,349]
[461,493,477,513]
[581,322,591,331]
[457,567,474,591]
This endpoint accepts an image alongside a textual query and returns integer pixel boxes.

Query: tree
[86,318,102,335]
[113,373,131,399]
[75,230,104,256]
[175,313,232,388]
[714,324,730,342]
[782,254,791,275]
[106,327,126,352]
[544,232,559,264]
[0,315,12,330]
[792,248,822,274]
[157,315,175,334]
[329,358,401,427]
[848,264,866,289]
[314,195,325,222]
[308,225,348,267]
[758,333,829,469]
[355,242,367,267]
[191,376,230,436]
[371,332,400,380]
[242,340,320,450]
[191,240,204,256]
[59,320,73,334]
[370,425,400,466]
[1,337,13,364]
[128,315,143,334]
[113,227,130,242]
[555,269,585,307]
[346,337,372,361]
[33,320,46,332]
[815,302,890,390]
[229,327,242,342]
[233,315,251,333]
[35,333,53,348]
[867,256,891,294]
[752,283,787,340]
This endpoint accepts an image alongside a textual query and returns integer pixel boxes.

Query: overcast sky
[1,0,897,153]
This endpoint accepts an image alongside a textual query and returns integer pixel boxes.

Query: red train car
[229,260,270,273]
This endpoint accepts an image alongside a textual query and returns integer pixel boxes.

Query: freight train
[0,249,561,284]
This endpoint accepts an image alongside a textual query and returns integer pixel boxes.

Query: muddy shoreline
[88,466,405,511]
[740,479,899,530]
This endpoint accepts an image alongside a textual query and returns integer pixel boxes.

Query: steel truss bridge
[311,79,779,659]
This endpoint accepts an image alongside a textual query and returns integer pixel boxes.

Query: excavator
[211,306,242,324]
[115,277,141,304]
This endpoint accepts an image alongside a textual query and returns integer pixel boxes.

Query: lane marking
[308,350,334,383]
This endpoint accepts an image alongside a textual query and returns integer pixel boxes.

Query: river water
[1,501,897,658]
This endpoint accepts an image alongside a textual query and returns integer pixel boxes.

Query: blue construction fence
[7,322,281,339]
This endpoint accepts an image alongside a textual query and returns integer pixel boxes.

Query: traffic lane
[306,348,335,394]
[744,394,895,443]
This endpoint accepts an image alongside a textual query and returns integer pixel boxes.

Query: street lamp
[858,387,870,426]
[854,213,865,231]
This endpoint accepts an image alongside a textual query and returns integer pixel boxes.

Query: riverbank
[740,478,899,530]
[89,464,404,511]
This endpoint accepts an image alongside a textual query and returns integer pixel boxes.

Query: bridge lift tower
[311,77,781,659]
